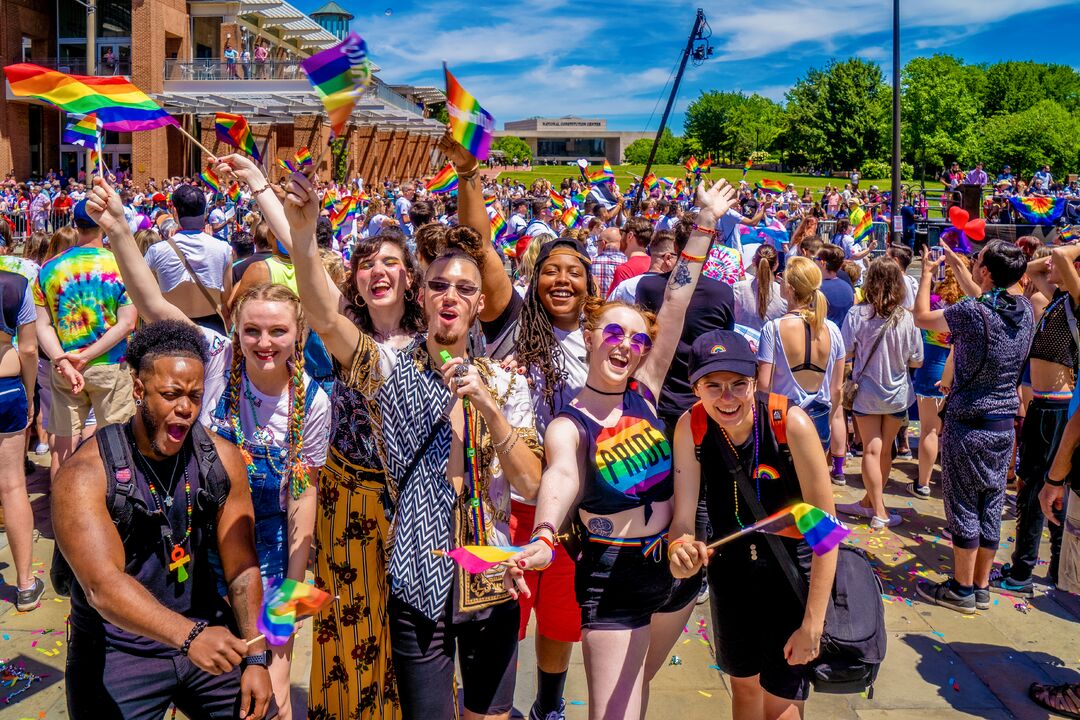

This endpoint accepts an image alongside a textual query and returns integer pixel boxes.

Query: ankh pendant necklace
[137,450,194,583]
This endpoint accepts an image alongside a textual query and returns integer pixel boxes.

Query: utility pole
[632,8,707,211]
[86,0,97,177]
[891,0,902,243]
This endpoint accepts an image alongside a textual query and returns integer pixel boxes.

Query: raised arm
[438,131,514,323]
[1051,243,1080,306]
[84,176,188,324]
[215,154,293,256]
[635,179,737,399]
[914,247,950,334]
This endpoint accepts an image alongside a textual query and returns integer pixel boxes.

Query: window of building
[277,126,294,148]
[59,0,131,39]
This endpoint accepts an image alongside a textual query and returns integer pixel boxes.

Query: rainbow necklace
[135,450,193,583]
[719,406,759,529]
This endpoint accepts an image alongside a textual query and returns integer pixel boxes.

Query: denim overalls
[208,378,319,590]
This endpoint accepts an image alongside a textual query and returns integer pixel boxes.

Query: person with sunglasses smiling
[504,179,737,720]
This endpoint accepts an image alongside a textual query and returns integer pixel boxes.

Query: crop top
[1028,289,1079,372]
[560,388,673,520]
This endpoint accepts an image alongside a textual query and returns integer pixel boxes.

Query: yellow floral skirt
[308,449,400,720]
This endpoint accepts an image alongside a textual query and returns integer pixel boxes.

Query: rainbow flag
[757,178,787,194]
[572,189,589,205]
[201,166,221,192]
[3,63,178,132]
[1009,196,1067,225]
[63,113,100,148]
[743,157,753,177]
[258,578,333,646]
[443,545,523,574]
[226,182,241,204]
[301,33,372,137]
[295,147,313,166]
[601,160,614,178]
[700,155,713,171]
[660,176,676,187]
[331,196,357,233]
[685,156,700,174]
[89,148,101,169]
[444,64,495,161]
[490,211,508,242]
[850,206,873,243]
[321,187,338,211]
[548,189,567,210]
[1060,225,1079,244]
[425,163,459,194]
[745,502,850,556]
[214,112,261,162]
[562,205,582,230]
[643,173,659,192]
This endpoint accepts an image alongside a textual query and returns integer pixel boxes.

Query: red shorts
[508,500,582,643]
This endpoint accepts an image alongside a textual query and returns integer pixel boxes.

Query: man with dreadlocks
[440,133,593,720]
[84,176,331,720]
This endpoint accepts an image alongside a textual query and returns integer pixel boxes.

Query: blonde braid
[288,339,310,499]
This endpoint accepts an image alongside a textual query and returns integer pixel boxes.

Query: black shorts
[576,535,701,630]
[66,629,278,720]
[707,541,812,702]
[389,594,519,718]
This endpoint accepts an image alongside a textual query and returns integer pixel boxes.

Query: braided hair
[516,237,598,414]
[225,283,311,499]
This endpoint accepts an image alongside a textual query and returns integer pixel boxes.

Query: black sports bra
[787,318,828,374]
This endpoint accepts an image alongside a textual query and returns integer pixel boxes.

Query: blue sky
[298,0,1080,132]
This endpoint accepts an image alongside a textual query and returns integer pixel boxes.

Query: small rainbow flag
[700,155,713,171]
[1009,196,1067,225]
[4,63,178,132]
[425,163,459,194]
[757,178,787,194]
[685,156,700,174]
[226,182,242,204]
[602,159,614,178]
[850,206,873,243]
[258,578,333,646]
[572,189,589,205]
[743,157,753,177]
[63,113,100,148]
[89,148,101,169]
[321,187,338,211]
[660,176,676,187]
[214,112,261,162]
[490,211,507,241]
[442,545,523,574]
[562,205,582,230]
[331,196,357,237]
[643,173,659,192]
[1060,225,1079,244]
[300,33,372,137]
[295,147,313,166]
[746,502,850,556]
[444,64,495,161]
[201,166,221,192]
[548,188,566,210]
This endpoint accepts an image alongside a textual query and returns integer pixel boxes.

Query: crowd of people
[3,134,1080,720]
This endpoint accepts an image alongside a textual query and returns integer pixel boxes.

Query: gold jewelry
[251,184,272,200]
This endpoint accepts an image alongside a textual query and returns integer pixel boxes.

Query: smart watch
[241,651,269,669]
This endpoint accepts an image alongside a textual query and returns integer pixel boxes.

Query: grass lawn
[495,164,945,193]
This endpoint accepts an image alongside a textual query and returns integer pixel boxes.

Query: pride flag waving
[258,578,333,646]
[63,113,101,148]
[300,33,373,137]
[444,64,495,161]
[214,112,261,162]
[707,502,849,556]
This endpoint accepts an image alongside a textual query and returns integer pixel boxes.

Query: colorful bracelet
[691,224,717,236]
[666,538,687,561]
[532,534,556,554]
[532,521,558,541]
[680,251,707,263]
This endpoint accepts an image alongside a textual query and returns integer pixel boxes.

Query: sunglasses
[601,323,652,354]
[425,279,480,298]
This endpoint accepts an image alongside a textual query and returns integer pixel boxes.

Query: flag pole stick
[245,595,340,646]
[174,122,217,160]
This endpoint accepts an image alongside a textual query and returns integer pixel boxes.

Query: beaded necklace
[718,405,759,529]
[230,362,297,491]
[241,374,289,479]
[134,449,193,583]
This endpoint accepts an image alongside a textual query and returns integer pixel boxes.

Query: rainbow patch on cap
[710,344,726,354]
[755,464,780,481]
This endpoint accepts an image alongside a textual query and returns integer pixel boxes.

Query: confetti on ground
[698,691,712,698]
[669,656,682,666]
[569,700,585,706]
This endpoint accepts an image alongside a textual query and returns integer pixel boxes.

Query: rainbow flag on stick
[226,183,242,204]
[1009,196,1067,225]
[295,147,313,166]
[300,33,372,137]
[685,156,700,174]
[643,173,659,192]
[743,157,753,178]
[214,112,261,162]
[444,64,495,161]
[257,578,333,646]
[707,502,849,557]
[4,63,177,132]
[756,178,787,194]
[1059,225,1079,244]
[435,545,523,574]
[63,113,101,148]
[561,205,582,230]
[425,163,459,194]
[700,155,713,171]
[201,166,221,192]
[548,189,567,210]
[850,206,873,243]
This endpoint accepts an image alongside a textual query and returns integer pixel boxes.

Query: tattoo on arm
[227,568,259,638]
[669,257,692,289]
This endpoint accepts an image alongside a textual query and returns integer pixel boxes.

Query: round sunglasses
[601,323,652,354]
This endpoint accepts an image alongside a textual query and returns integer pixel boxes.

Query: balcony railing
[23,57,131,76]
[163,58,305,81]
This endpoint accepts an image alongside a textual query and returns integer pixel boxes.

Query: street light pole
[891,0,902,244]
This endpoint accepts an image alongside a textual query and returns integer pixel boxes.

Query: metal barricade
[2,210,74,241]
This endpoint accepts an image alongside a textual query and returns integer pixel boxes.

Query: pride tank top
[560,389,673,518]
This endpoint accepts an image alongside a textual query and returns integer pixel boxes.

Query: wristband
[241,651,270,669]
[531,534,556,554]
[180,620,208,656]
[1046,475,1066,487]
[680,251,707,263]
[532,521,558,542]
[250,184,272,200]
[691,224,717,236]
[667,538,687,561]
[458,164,481,180]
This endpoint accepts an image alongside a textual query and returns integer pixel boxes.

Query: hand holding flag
[256,578,334,646]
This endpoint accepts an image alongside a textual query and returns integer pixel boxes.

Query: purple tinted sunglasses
[601,323,652,354]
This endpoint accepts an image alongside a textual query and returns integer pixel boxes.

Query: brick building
[1,0,444,185]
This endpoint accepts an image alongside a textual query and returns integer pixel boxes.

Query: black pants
[66,629,277,720]
[388,595,519,719]
[1012,398,1069,583]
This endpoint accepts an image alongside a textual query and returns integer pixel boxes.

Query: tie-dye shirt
[33,246,130,366]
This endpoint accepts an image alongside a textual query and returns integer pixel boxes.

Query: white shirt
[144,229,233,293]
[757,317,846,410]
[394,196,413,237]
[609,273,651,305]
[509,213,528,236]
[524,219,556,239]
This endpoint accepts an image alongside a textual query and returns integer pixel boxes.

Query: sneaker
[15,577,45,612]
[974,587,990,611]
[988,573,1034,598]
[529,699,566,720]
[916,579,976,615]
[908,483,931,498]
[835,501,876,519]
[895,447,913,460]
[870,514,902,529]
[696,575,710,606]
[848,443,863,457]
[830,468,847,486]
[33,442,49,455]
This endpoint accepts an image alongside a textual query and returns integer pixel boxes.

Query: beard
[138,401,169,458]
[433,329,461,346]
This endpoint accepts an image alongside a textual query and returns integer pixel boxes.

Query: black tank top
[1028,289,1079,372]
[560,389,673,518]
[69,431,232,655]
[0,269,29,337]
[696,396,810,569]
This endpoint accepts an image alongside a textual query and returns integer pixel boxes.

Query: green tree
[623,128,686,164]
[901,55,983,177]
[981,61,1080,117]
[492,135,532,162]
[683,91,784,162]
[972,100,1080,178]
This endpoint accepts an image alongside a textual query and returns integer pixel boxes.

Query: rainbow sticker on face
[710,344,726,354]
[755,464,781,481]
[595,416,672,495]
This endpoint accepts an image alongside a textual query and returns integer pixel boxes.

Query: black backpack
[691,395,887,698]
[51,421,231,597]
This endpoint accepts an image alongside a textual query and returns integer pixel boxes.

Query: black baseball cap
[688,330,757,384]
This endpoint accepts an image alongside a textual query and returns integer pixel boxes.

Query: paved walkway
[2,443,1078,719]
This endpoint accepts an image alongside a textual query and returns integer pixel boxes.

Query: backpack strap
[768,392,789,446]
[190,423,231,520]
[97,423,139,533]
[690,402,709,461]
